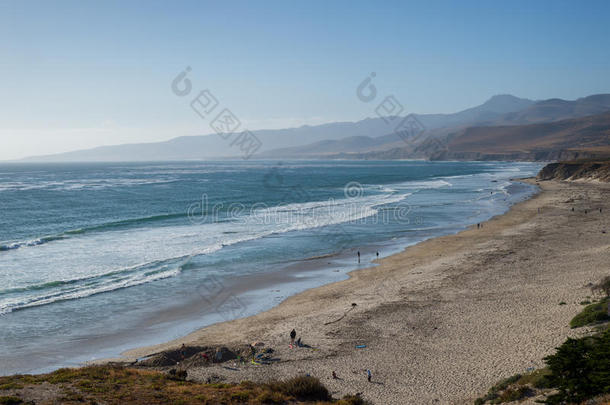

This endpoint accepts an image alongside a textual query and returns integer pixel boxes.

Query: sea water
[0,160,542,374]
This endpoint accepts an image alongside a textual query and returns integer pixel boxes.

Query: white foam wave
[0,184,413,312]
[0,259,186,314]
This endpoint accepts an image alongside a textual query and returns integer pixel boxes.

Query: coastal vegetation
[0,367,370,405]
[570,297,610,328]
[476,275,610,404]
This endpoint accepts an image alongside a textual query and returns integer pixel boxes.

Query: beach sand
[118,179,610,404]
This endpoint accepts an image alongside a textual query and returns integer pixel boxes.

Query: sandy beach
[117,179,610,404]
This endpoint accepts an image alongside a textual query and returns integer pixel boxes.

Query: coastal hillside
[259,94,610,160]
[537,159,610,182]
[427,111,610,161]
[328,111,610,161]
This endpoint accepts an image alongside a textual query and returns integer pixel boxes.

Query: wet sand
[117,179,610,404]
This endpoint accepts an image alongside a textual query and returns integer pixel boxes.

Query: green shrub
[0,397,22,405]
[496,385,533,402]
[267,376,330,401]
[0,383,23,391]
[570,297,610,328]
[516,368,551,389]
[474,374,523,404]
[337,395,373,405]
[255,390,284,404]
[474,369,552,404]
[230,391,250,401]
[543,328,610,404]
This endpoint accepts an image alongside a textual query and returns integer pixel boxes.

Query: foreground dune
[120,179,610,404]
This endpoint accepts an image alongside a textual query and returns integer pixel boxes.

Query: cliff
[537,160,610,182]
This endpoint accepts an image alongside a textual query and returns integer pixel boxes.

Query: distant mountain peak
[480,94,535,113]
[487,94,522,101]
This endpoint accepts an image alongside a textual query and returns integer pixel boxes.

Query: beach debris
[355,344,367,349]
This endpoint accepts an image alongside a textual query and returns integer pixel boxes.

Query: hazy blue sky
[1,0,610,160]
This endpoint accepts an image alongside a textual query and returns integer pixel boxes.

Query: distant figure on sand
[376,251,379,258]
[477,223,480,229]
[180,344,186,360]
[332,370,338,379]
[357,251,360,263]
[367,369,372,382]
[290,329,296,346]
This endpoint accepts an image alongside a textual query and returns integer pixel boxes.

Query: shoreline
[115,179,538,363]
[112,178,610,404]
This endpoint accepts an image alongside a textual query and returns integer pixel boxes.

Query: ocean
[0,160,542,374]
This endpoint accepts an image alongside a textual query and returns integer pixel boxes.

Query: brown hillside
[426,111,610,160]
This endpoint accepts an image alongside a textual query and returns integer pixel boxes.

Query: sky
[1,0,610,160]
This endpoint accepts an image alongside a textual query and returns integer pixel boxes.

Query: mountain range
[19,94,610,162]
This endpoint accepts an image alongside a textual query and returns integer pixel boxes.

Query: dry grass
[0,366,371,405]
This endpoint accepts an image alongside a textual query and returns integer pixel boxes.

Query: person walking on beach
[376,251,379,259]
[357,251,360,263]
[332,370,338,379]
[290,329,296,347]
[367,369,372,382]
